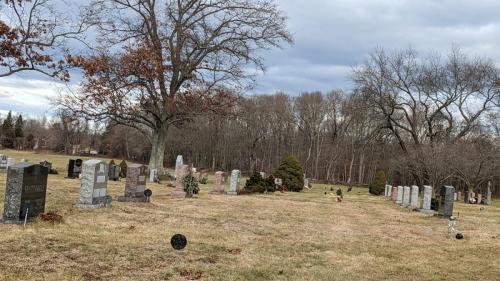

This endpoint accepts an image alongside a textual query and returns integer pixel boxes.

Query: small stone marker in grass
[171,234,187,250]
[2,163,48,224]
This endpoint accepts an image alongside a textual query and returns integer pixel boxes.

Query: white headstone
[396,186,404,204]
[149,168,157,183]
[410,185,419,208]
[422,185,433,211]
[402,186,411,207]
[227,170,241,195]
[174,155,183,180]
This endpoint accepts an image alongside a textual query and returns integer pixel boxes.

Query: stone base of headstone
[75,196,112,208]
[226,191,238,195]
[117,195,147,202]
[1,218,32,224]
[417,209,436,215]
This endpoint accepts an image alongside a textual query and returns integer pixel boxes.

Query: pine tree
[1,111,15,148]
[14,114,24,138]
[369,170,386,196]
[273,156,305,192]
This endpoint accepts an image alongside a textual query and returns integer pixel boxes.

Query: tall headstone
[410,185,419,208]
[385,185,392,197]
[172,164,189,198]
[174,155,183,181]
[402,186,411,207]
[396,186,403,204]
[486,182,492,205]
[75,160,111,208]
[2,163,48,224]
[227,170,241,195]
[477,194,482,205]
[304,178,309,189]
[118,164,147,202]
[439,186,455,218]
[149,168,158,183]
[419,185,434,213]
[210,171,225,194]
[108,165,121,181]
[391,186,398,201]
[454,193,458,201]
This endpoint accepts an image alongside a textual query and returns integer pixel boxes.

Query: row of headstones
[1,160,152,224]
[384,184,455,218]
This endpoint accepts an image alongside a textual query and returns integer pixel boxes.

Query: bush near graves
[244,171,268,193]
[183,173,200,195]
[369,170,386,196]
[273,156,305,192]
[119,160,127,177]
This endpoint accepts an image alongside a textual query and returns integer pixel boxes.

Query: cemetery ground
[0,151,499,281]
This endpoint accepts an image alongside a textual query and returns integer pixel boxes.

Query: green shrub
[109,159,116,166]
[244,171,267,193]
[273,156,304,192]
[431,198,439,211]
[183,173,199,195]
[369,170,386,196]
[119,160,127,178]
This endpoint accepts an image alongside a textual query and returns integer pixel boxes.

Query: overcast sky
[2,0,500,116]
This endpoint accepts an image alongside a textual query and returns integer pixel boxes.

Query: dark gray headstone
[2,163,48,223]
[108,165,121,181]
[439,186,455,218]
[0,155,7,169]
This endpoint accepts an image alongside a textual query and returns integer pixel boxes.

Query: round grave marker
[171,234,187,250]
[144,189,152,197]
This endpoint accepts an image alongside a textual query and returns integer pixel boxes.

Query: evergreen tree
[14,114,24,138]
[273,156,305,192]
[369,170,386,196]
[1,111,15,148]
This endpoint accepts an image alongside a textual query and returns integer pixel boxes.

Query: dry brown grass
[0,150,499,281]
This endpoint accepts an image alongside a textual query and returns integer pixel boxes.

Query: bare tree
[0,0,89,79]
[57,0,292,173]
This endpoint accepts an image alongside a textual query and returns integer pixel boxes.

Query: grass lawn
[0,150,499,281]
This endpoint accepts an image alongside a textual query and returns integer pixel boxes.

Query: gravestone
[118,164,147,202]
[396,186,403,204]
[477,194,482,205]
[75,160,111,208]
[108,165,121,181]
[486,183,492,205]
[385,185,392,197]
[174,155,183,181]
[210,171,225,194]
[410,185,419,208]
[67,159,83,178]
[227,170,241,195]
[6,158,15,168]
[439,186,455,218]
[419,185,434,213]
[260,172,266,178]
[2,163,48,224]
[391,186,398,201]
[149,168,158,183]
[402,186,411,207]
[20,159,28,163]
[457,191,462,202]
[0,155,7,169]
[40,160,52,171]
[454,193,458,201]
[464,191,470,204]
[172,164,189,198]
[304,178,310,188]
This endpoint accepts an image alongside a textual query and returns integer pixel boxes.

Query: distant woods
[3,49,500,198]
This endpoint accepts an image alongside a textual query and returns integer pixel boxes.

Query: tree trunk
[148,126,168,174]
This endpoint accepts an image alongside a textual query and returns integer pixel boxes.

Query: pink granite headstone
[391,186,398,201]
[210,171,225,194]
[171,164,189,198]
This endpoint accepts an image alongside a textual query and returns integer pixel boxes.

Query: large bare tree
[58,0,292,173]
